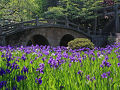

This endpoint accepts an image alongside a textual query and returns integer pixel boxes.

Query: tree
[44,7,65,19]
[35,0,48,17]
[0,0,39,22]
[43,0,103,30]
[44,0,103,20]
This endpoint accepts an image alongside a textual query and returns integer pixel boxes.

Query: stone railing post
[0,25,2,35]
[66,20,69,28]
[20,22,24,29]
[78,24,80,31]
[19,19,23,28]
[36,16,39,26]
[53,18,56,24]
[65,16,69,27]
[87,27,90,35]
[78,26,79,31]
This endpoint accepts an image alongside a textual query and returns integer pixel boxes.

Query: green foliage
[0,0,39,22]
[45,0,103,21]
[35,0,48,17]
[44,7,65,19]
[68,38,94,49]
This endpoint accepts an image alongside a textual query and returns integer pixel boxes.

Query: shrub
[68,38,94,49]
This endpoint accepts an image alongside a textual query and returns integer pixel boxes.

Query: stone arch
[60,34,74,46]
[27,35,49,46]
[19,27,89,46]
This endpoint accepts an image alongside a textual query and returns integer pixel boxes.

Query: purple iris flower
[42,50,49,55]
[109,78,113,82]
[60,59,65,64]
[21,66,28,73]
[42,57,46,61]
[69,63,72,67]
[6,69,11,74]
[77,70,83,75]
[82,55,86,60]
[92,76,96,80]
[102,60,106,65]
[25,50,31,54]
[107,71,111,76]
[56,56,61,61]
[86,75,90,80]
[36,63,44,74]
[12,86,17,90]
[105,56,108,60]
[101,73,107,78]
[78,58,82,63]
[90,76,96,81]
[48,58,59,68]
[39,63,44,68]
[106,62,111,67]
[6,62,11,67]
[117,63,120,67]
[6,57,11,62]
[36,77,42,85]
[35,57,37,60]
[100,64,104,68]
[60,86,64,89]
[54,61,59,68]
[63,52,68,58]
[48,57,53,64]
[90,51,95,56]
[21,55,26,61]
[16,75,27,82]
[0,68,6,76]
[0,81,7,89]
[11,62,19,69]
[8,53,12,58]
[102,60,111,67]
[30,60,33,64]
[117,55,120,59]
[69,56,75,62]
[97,52,100,57]
[36,68,44,74]
[1,54,4,58]
[91,57,95,61]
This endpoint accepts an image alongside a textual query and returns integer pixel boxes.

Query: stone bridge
[0,19,93,47]
[5,26,89,47]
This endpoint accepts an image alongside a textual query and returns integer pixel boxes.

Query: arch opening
[60,34,74,47]
[27,35,49,46]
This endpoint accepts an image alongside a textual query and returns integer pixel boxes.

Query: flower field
[0,44,120,90]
